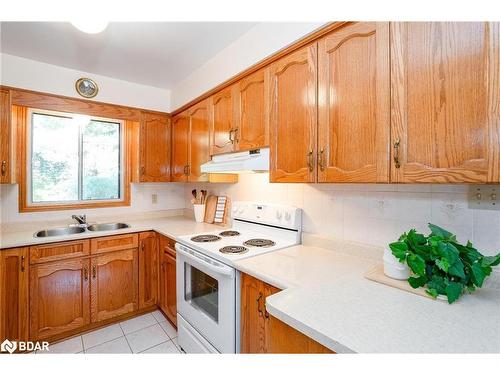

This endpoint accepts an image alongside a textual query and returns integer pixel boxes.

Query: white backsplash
[185,173,500,256]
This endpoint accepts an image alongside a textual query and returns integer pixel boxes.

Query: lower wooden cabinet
[29,257,90,340]
[139,231,158,308]
[240,273,333,354]
[0,247,29,342]
[158,235,177,326]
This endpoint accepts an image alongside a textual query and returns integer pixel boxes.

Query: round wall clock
[75,77,99,98]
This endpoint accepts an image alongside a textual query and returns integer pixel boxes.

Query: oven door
[176,243,236,353]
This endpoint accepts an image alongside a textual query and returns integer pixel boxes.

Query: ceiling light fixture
[71,20,108,34]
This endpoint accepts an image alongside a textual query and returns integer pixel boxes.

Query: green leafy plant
[389,224,500,304]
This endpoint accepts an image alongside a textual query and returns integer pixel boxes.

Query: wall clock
[75,77,99,98]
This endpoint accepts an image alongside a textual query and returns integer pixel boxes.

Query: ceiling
[0,22,257,89]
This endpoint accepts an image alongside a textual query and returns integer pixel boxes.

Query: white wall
[185,174,500,256]
[170,22,325,109]
[0,53,171,112]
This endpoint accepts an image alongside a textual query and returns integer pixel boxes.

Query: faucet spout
[72,214,88,226]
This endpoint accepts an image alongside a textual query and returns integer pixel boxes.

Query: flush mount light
[71,20,108,34]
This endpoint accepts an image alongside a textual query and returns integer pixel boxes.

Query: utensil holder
[193,204,206,223]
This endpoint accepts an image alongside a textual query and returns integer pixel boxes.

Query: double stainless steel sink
[34,223,130,238]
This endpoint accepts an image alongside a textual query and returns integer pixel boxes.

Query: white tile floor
[35,310,181,354]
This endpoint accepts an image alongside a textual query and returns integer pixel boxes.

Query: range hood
[200,148,270,174]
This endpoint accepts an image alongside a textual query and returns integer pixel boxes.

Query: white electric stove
[176,201,302,354]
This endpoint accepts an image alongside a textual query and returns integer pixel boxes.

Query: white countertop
[234,245,500,353]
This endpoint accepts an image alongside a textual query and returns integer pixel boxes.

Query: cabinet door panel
[240,273,266,353]
[189,100,210,182]
[30,258,90,340]
[139,231,158,309]
[171,112,190,182]
[391,22,500,183]
[318,22,390,182]
[210,88,234,155]
[268,44,317,182]
[139,112,171,182]
[0,89,11,184]
[91,249,138,323]
[159,235,176,325]
[233,69,268,151]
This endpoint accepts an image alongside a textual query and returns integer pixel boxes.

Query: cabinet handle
[229,129,234,143]
[92,265,97,279]
[183,165,188,175]
[256,292,264,317]
[140,166,146,175]
[84,267,88,281]
[393,139,401,169]
[307,150,314,172]
[233,128,239,143]
[318,149,325,171]
[1,160,6,176]
[141,241,145,251]
[20,255,25,272]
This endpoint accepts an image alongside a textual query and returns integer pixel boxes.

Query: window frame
[19,107,131,212]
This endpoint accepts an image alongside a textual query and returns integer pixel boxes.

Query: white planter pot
[383,248,410,280]
[193,204,206,223]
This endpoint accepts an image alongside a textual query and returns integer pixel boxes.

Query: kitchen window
[25,108,126,209]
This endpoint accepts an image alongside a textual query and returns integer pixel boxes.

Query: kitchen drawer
[30,240,90,264]
[90,233,138,255]
[159,235,176,257]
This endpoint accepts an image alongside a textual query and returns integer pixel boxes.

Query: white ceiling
[0,22,257,89]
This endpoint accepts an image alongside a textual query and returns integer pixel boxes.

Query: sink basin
[35,227,86,238]
[87,223,130,232]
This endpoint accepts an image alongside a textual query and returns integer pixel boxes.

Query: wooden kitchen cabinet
[0,88,16,184]
[318,22,390,183]
[240,273,333,353]
[158,235,177,326]
[391,22,500,183]
[268,44,318,183]
[29,257,90,340]
[232,68,269,151]
[171,111,190,182]
[139,231,159,309]
[90,248,138,323]
[0,248,29,343]
[138,111,171,182]
[189,99,211,181]
[209,87,234,155]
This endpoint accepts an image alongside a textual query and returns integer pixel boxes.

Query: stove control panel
[232,201,302,230]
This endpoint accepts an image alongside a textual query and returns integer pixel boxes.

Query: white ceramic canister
[193,204,206,223]
[383,248,411,280]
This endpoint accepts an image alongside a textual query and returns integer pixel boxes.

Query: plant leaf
[408,275,427,289]
[426,288,439,298]
[437,242,460,265]
[471,263,487,287]
[435,258,450,272]
[445,282,463,304]
[448,260,466,279]
[428,223,455,241]
[481,253,500,267]
[389,241,408,262]
[407,254,426,276]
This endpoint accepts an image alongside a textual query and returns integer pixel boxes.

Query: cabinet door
[139,112,171,182]
[391,22,500,183]
[0,248,28,343]
[188,99,210,182]
[233,69,268,151]
[318,22,390,183]
[91,249,138,323]
[0,89,11,184]
[139,231,158,309]
[268,44,318,182]
[159,235,177,326]
[210,87,235,155]
[29,258,90,340]
[171,112,190,182]
[240,273,267,353]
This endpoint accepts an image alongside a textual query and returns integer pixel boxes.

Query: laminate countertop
[0,215,220,249]
[234,245,500,353]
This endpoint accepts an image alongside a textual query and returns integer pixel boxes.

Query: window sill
[19,199,130,213]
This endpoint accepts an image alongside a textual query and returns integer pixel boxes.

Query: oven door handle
[176,245,235,278]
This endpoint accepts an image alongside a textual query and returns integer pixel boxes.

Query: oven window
[184,264,219,322]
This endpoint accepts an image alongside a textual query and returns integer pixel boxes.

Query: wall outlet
[468,185,500,210]
[151,194,158,204]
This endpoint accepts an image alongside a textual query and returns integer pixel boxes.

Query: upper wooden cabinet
[232,69,269,151]
[0,247,29,343]
[139,111,171,182]
[209,87,234,155]
[0,89,13,184]
[268,44,318,183]
[390,22,500,183]
[139,231,158,309]
[318,22,390,183]
[189,99,211,181]
[171,111,190,182]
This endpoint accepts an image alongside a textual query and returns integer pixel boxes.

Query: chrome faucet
[72,214,88,227]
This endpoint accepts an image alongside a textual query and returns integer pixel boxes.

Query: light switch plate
[468,185,500,210]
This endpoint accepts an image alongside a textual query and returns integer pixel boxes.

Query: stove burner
[243,239,276,248]
[190,234,221,243]
[219,230,241,237]
[219,246,249,254]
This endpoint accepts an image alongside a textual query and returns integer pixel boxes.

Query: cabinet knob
[393,139,401,169]
[92,265,97,279]
[307,150,314,172]
[1,160,6,176]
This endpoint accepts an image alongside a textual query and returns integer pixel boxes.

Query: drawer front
[90,233,139,255]
[159,235,176,257]
[30,240,90,264]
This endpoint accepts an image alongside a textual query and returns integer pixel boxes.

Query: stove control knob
[285,211,292,221]
[276,210,283,220]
